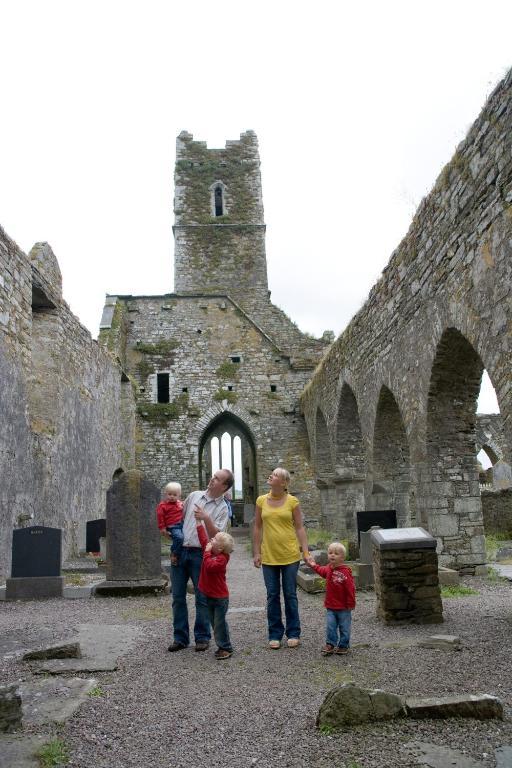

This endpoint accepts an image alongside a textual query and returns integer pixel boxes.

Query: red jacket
[156,500,183,530]
[310,563,356,611]
[197,524,230,598]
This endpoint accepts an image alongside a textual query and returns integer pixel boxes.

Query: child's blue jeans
[167,523,184,559]
[326,608,352,648]
[206,595,232,651]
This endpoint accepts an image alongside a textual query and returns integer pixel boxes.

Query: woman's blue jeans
[262,561,300,641]
[326,608,352,648]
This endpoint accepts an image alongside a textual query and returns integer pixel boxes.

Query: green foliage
[136,359,155,381]
[486,566,509,583]
[87,685,104,697]
[319,724,336,735]
[441,585,479,598]
[136,394,189,424]
[216,361,240,380]
[64,573,86,586]
[213,388,238,404]
[485,533,512,561]
[37,739,69,767]
[135,340,179,355]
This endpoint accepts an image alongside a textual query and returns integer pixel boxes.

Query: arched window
[214,185,224,216]
[200,414,255,502]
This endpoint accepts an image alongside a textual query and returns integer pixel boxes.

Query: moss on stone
[135,340,179,355]
[215,361,240,380]
[136,393,189,424]
[213,388,238,404]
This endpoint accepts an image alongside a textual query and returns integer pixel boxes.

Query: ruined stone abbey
[1,70,511,580]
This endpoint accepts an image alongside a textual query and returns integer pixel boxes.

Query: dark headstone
[95,470,165,596]
[0,685,22,733]
[86,519,106,553]
[11,526,61,577]
[357,510,397,544]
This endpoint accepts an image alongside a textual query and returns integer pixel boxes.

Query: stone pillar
[317,479,337,530]
[95,470,166,597]
[371,527,443,625]
[334,474,364,552]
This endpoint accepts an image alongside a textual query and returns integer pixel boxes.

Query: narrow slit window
[214,185,224,216]
[157,373,170,403]
[270,385,277,393]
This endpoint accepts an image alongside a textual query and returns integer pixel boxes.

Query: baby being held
[156,482,184,565]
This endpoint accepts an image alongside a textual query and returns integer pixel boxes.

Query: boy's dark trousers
[206,595,232,651]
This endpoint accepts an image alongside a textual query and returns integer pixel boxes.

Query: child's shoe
[321,644,335,656]
[335,646,349,655]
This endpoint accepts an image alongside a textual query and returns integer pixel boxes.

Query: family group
[156,468,356,660]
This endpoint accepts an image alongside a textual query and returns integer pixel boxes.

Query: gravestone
[86,518,106,553]
[6,526,64,600]
[357,510,397,544]
[371,527,443,625]
[95,470,166,596]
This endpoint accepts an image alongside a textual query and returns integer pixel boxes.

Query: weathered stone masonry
[301,69,512,570]
[0,232,136,580]
[99,131,330,512]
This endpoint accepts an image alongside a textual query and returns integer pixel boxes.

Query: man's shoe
[214,648,233,660]
[335,646,350,655]
[321,644,335,656]
[168,641,187,652]
[195,641,209,652]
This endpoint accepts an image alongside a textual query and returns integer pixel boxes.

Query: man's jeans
[326,608,352,648]
[206,595,232,651]
[262,561,300,641]
[171,547,210,646]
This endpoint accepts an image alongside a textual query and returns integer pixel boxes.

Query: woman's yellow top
[257,493,300,565]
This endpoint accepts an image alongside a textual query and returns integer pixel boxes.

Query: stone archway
[199,412,257,520]
[370,385,412,527]
[425,327,486,568]
[335,382,366,544]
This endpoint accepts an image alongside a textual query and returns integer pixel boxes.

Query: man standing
[168,468,234,652]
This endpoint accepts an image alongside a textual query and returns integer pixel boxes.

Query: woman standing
[253,468,310,649]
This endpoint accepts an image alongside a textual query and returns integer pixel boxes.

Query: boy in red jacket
[306,542,356,656]
[195,515,234,660]
[156,482,184,565]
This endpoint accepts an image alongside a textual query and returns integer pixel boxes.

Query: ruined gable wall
[301,69,512,567]
[105,293,318,512]
[0,229,136,580]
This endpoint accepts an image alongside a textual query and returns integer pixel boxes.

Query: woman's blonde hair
[273,467,290,491]
[215,532,235,554]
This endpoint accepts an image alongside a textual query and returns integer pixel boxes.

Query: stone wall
[301,69,512,570]
[481,489,512,535]
[0,230,136,580]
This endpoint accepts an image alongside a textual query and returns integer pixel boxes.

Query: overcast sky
[1,0,508,415]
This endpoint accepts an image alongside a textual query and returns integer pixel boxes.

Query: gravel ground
[1,536,512,768]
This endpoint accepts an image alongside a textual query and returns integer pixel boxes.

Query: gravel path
[2,535,512,768]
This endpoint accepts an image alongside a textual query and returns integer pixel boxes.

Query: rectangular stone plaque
[356,510,397,543]
[11,527,61,577]
[371,526,436,550]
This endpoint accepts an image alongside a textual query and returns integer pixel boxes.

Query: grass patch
[87,685,103,697]
[37,739,69,767]
[441,585,479,598]
[486,566,509,583]
[307,661,354,688]
[485,533,512,561]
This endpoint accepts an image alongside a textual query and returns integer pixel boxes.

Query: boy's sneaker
[321,644,335,656]
[335,646,349,655]
[214,649,233,660]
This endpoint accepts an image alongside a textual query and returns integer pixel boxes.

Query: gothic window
[210,181,227,217]
[209,431,243,499]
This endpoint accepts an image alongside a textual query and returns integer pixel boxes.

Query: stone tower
[173,130,269,302]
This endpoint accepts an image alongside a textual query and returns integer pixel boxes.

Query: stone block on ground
[438,567,460,586]
[19,677,96,725]
[405,693,503,720]
[0,684,22,732]
[406,741,485,768]
[317,683,406,728]
[417,635,461,651]
[23,642,81,660]
[5,576,64,601]
[297,570,325,593]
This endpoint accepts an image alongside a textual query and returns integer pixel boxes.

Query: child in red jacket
[156,482,184,565]
[196,520,234,660]
[306,542,356,656]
